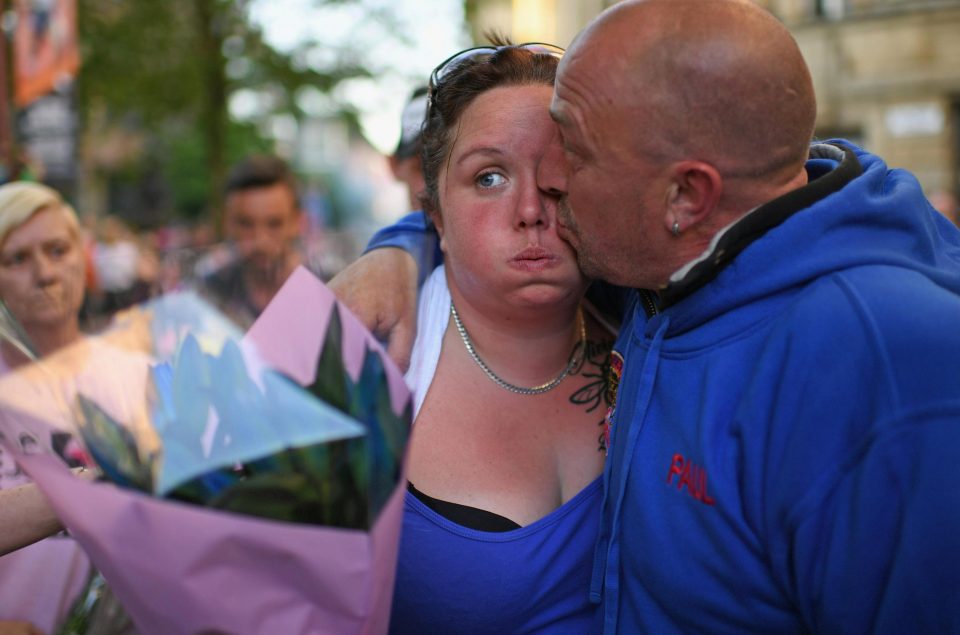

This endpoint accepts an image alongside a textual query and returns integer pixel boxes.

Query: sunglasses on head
[428,42,565,93]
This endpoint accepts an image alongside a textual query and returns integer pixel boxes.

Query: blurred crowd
[35,154,373,334]
[3,84,434,338]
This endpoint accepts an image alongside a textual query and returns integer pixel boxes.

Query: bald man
[331,1,960,632]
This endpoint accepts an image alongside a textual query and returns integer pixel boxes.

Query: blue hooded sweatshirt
[594,142,960,634]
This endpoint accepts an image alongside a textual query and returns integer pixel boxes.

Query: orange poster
[13,0,80,107]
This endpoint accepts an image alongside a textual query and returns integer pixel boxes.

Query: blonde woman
[0,182,93,634]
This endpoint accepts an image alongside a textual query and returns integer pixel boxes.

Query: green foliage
[78,2,207,125]
[58,571,134,635]
[304,306,411,525]
[76,0,371,221]
[164,120,274,219]
[76,395,155,493]
[305,305,350,412]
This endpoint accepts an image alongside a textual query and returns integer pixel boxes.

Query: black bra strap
[408,482,522,532]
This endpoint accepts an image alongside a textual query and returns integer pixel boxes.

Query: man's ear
[663,161,722,235]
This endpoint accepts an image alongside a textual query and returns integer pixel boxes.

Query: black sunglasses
[428,42,565,93]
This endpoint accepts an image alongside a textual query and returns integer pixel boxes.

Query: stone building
[467,0,960,203]
[769,0,960,202]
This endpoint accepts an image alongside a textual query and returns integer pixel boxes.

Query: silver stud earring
[672,220,681,237]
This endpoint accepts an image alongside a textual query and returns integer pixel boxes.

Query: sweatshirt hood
[659,141,960,334]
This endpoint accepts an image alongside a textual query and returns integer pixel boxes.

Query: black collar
[658,143,863,308]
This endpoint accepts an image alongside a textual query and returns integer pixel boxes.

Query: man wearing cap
[388,87,428,212]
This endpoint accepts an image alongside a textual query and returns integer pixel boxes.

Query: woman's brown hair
[420,37,561,218]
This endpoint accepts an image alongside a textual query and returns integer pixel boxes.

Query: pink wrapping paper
[20,454,404,634]
[9,267,410,634]
[245,267,409,414]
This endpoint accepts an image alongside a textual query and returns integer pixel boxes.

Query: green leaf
[76,395,154,493]
[305,306,350,413]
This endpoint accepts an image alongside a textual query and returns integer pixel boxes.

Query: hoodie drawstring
[589,315,670,633]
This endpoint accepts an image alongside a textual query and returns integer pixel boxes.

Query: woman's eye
[47,242,71,258]
[1,252,28,267]
[476,171,506,188]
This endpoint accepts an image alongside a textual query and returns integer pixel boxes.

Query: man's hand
[328,248,419,372]
[0,621,43,635]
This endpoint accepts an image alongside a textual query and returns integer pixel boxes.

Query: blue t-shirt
[388,268,604,633]
[389,477,602,634]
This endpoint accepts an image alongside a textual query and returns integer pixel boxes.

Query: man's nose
[536,132,569,199]
[250,226,276,251]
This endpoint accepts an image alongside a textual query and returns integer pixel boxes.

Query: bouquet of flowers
[0,267,411,634]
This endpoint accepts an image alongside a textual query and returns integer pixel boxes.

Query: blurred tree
[75,0,371,228]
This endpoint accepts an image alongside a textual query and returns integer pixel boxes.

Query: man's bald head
[565,0,816,180]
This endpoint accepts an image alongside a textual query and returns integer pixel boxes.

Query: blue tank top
[389,477,603,634]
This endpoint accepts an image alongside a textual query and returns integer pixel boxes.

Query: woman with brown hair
[390,42,615,633]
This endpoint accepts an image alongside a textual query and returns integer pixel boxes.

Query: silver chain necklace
[449,301,587,395]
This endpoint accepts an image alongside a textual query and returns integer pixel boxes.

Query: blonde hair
[0,181,80,247]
